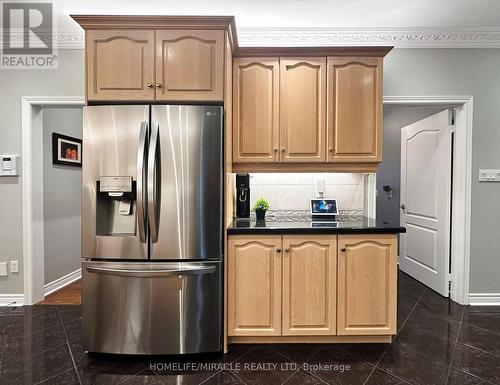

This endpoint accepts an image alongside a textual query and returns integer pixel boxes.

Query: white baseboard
[469,293,500,306]
[44,268,81,297]
[0,294,24,306]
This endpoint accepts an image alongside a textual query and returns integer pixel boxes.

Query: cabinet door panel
[87,30,155,101]
[233,58,280,163]
[280,58,326,163]
[228,235,282,336]
[337,234,397,335]
[155,30,224,101]
[282,235,336,335]
[327,57,382,163]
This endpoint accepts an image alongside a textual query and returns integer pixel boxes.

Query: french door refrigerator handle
[136,121,148,243]
[148,122,160,243]
[85,265,216,277]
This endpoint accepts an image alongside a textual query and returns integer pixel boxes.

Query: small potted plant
[254,198,270,222]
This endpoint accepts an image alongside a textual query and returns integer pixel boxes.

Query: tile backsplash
[249,173,366,214]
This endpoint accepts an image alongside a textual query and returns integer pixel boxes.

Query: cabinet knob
[146,82,153,88]
[281,147,286,152]
[276,248,282,253]
[328,147,334,152]
[273,148,278,152]
[284,248,290,252]
[155,83,161,88]
[341,248,346,252]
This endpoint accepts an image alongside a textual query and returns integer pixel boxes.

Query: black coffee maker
[236,174,250,219]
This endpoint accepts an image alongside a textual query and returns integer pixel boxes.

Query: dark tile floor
[1,271,500,385]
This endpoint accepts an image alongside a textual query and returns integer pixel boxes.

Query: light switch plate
[316,178,325,197]
[10,260,18,273]
[0,262,8,277]
[479,169,500,182]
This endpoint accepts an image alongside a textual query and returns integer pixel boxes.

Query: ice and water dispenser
[95,176,136,236]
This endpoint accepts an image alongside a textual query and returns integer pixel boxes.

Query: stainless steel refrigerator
[81,105,223,355]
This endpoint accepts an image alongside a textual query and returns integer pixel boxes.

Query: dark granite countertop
[227,217,406,235]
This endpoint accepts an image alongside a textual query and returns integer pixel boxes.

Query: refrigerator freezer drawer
[82,260,222,354]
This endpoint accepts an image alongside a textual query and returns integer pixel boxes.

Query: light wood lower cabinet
[282,235,336,335]
[228,235,282,336]
[337,234,397,335]
[228,233,397,340]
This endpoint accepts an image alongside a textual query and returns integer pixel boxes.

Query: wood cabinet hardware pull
[276,248,282,252]
[146,82,153,88]
[155,83,161,88]
[329,147,334,152]
[341,248,346,252]
[284,248,290,252]
[281,147,286,152]
[273,148,278,152]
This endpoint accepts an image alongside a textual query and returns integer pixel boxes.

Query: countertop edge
[227,227,406,235]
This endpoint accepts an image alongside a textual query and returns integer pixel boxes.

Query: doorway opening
[378,96,473,305]
[22,97,85,305]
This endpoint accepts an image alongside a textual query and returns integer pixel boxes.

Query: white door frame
[383,95,473,305]
[21,96,85,305]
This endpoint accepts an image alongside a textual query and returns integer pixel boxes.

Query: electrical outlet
[479,169,500,182]
[10,260,18,273]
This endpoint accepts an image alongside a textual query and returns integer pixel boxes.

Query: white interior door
[400,110,452,297]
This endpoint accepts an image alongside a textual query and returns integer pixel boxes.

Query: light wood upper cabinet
[86,30,155,101]
[228,235,282,336]
[337,234,397,335]
[280,58,326,163]
[233,58,280,163]
[282,235,337,336]
[327,57,383,163]
[155,30,224,101]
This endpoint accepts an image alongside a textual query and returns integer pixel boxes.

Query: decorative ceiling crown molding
[0,31,85,50]
[2,27,500,50]
[237,27,500,48]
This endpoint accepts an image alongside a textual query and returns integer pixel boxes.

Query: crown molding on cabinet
[234,46,392,57]
[3,26,500,50]
[71,15,238,50]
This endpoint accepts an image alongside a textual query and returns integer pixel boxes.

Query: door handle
[136,122,148,243]
[86,265,215,278]
[148,122,161,243]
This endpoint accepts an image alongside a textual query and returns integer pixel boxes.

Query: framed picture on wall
[52,133,82,167]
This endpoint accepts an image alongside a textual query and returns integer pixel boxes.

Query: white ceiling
[32,0,500,47]
[58,0,500,30]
